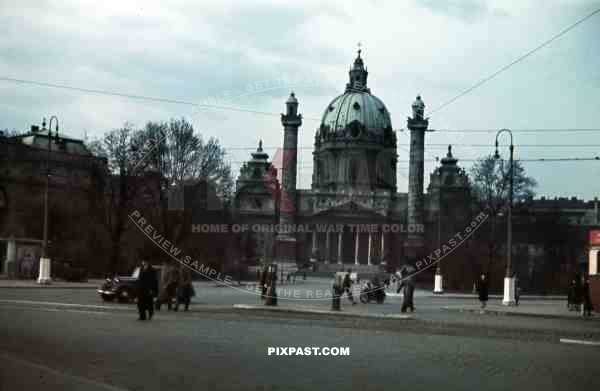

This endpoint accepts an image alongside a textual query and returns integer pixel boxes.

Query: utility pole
[494,129,515,305]
[433,157,443,294]
[38,116,58,284]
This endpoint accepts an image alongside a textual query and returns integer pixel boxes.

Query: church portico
[303,220,390,266]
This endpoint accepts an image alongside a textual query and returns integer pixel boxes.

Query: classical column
[380,232,385,264]
[405,95,430,263]
[274,92,302,271]
[325,231,331,264]
[5,239,16,277]
[367,232,372,266]
[311,231,318,262]
[354,232,360,265]
[337,231,343,264]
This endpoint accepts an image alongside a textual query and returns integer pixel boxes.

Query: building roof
[10,128,92,156]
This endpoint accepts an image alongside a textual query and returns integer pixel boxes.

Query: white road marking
[0,305,115,316]
[0,351,133,391]
[0,299,129,310]
[559,338,600,346]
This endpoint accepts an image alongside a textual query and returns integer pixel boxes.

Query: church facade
[234,51,472,275]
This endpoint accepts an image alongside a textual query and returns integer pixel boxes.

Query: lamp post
[433,157,443,294]
[494,128,514,305]
[38,116,58,284]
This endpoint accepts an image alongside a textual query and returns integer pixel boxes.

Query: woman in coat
[476,273,489,310]
[157,263,179,311]
[175,266,193,312]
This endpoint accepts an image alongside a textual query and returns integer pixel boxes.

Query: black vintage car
[97,266,164,303]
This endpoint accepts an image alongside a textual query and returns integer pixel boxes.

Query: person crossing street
[342,269,356,305]
[136,260,158,321]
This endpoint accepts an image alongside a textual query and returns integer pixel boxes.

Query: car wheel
[101,294,114,302]
[359,292,368,304]
[117,289,132,303]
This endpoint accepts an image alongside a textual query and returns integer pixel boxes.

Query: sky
[1,0,599,199]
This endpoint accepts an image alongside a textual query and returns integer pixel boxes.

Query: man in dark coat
[476,273,489,310]
[567,278,577,311]
[137,260,158,320]
[581,275,593,318]
[260,266,267,300]
[342,269,356,305]
[397,268,415,313]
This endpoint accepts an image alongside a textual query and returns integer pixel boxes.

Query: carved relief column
[367,232,372,265]
[380,231,386,264]
[337,231,343,264]
[325,230,331,264]
[354,231,360,265]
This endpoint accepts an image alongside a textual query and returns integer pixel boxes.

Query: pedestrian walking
[22,254,34,279]
[174,266,193,312]
[331,272,343,311]
[514,275,520,306]
[136,260,158,321]
[476,273,488,310]
[342,269,356,305]
[581,275,593,318]
[573,275,583,313]
[260,266,267,300]
[397,269,415,313]
[567,278,577,311]
[157,262,179,311]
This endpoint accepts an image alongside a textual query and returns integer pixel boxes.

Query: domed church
[234,50,472,275]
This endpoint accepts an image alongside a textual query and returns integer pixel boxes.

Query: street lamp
[433,156,443,294]
[38,116,58,284]
[494,128,514,305]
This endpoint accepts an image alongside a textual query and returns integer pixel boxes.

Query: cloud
[415,0,491,21]
[0,0,599,198]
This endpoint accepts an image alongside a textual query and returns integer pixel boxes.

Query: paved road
[1,299,600,391]
[0,278,595,330]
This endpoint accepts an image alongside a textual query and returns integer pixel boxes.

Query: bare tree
[470,155,537,273]
[133,118,234,258]
[89,125,140,275]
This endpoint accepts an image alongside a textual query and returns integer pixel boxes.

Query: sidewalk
[0,279,102,289]
[426,292,565,300]
[441,302,597,320]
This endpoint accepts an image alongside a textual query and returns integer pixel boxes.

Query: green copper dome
[320,91,391,134]
[319,50,392,135]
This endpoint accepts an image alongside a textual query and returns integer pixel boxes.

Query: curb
[232,304,414,320]
[441,306,597,321]
[428,294,565,301]
[0,284,99,289]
